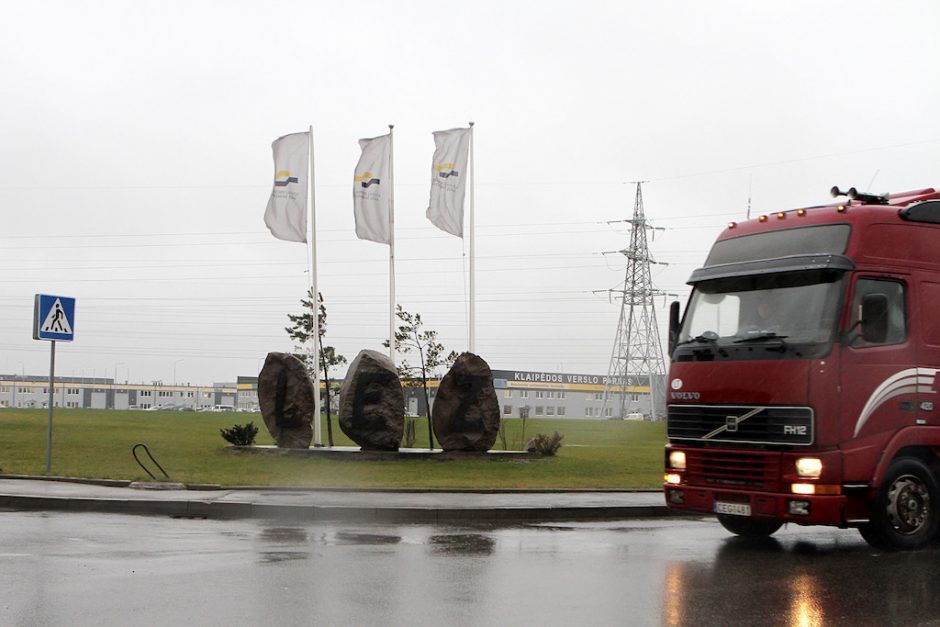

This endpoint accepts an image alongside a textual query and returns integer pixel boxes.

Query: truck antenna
[866,169,880,192]
[746,174,753,220]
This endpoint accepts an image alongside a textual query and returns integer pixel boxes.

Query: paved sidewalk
[0,478,674,523]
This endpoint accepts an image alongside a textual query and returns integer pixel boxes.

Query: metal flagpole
[388,124,396,366]
[468,122,475,353]
[309,126,322,446]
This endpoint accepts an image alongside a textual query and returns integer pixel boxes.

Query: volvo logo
[703,407,765,439]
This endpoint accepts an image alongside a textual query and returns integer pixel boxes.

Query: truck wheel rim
[886,474,930,535]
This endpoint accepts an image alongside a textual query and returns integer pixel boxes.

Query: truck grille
[687,449,781,491]
[668,404,814,446]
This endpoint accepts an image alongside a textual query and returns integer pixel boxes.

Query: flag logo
[274,170,299,187]
[434,163,459,178]
[355,172,381,188]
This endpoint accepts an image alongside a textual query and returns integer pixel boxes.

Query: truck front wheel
[717,514,783,538]
[859,457,940,551]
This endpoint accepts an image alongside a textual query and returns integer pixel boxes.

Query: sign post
[33,294,76,473]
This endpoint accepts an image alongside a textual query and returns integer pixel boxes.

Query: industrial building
[0,375,237,411]
[1,368,656,419]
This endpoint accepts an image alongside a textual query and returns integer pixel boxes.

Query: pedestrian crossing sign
[33,294,76,342]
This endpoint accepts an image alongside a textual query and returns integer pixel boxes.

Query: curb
[0,493,677,523]
[0,473,660,494]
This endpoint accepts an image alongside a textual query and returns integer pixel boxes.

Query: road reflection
[429,533,496,556]
[662,533,940,626]
[329,532,402,546]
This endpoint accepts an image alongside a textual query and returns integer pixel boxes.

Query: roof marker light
[837,205,847,213]
[776,212,786,219]
[797,209,807,217]
[758,215,768,222]
[728,221,737,229]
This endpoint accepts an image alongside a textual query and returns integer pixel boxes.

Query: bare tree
[384,304,458,449]
[285,289,347,446]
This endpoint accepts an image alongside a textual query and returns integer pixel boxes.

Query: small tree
[384,304,458,450]
[285,289,347,446]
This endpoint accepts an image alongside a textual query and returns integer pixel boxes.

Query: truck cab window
[849,279,906,347]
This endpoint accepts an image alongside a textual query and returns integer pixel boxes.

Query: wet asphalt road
[1,511,938,626]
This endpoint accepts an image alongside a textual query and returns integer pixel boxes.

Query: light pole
[112,362,126,410]
[14,361,24,407]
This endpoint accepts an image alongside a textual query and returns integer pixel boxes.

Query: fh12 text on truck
[664,185,940,550]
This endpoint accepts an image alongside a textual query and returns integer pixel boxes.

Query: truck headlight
[795,457,822,478]
[668,450,686,471]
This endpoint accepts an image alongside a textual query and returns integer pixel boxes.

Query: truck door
[915,280,940,424]
[839,276,915,479]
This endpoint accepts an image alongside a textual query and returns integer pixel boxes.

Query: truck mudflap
[663,484,854,526]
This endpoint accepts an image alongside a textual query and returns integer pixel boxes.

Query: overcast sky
[2,1,938,385]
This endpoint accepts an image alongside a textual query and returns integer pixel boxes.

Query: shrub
[220,422,259,446]
[532,431,564,456]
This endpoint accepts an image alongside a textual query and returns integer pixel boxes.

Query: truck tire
[858,457,940,551]
[717,514,783,538]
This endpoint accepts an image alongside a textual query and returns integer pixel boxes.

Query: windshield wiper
[733,332,789,344]
[676,332,719,347]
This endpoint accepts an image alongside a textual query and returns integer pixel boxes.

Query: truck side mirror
[861,293,889,344]
[668,300,681,355]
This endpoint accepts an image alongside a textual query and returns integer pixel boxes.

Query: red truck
[664,185,940,550]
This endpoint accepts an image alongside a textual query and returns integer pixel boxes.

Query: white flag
[353,134,391,244]
[426,127,471,237]
[264,132,309,243]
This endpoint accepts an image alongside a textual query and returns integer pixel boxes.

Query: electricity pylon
[601,182,668,420]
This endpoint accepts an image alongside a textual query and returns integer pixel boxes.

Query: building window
[140,390,152,397]
[594,392,604,401]
[585,407,594,417]
[519,390,528,398]
[535,391,544,399]
[504,390,512,398]
[503,405,513,416]
[535,405,544,416]
[546,406,555,416]
[67,388,80,395]
[66,401,79,408]
[187,392,194,398]
[604,407,613,417]
[557,406,566,416]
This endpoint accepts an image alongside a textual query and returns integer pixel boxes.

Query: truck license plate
[714,501,751,516]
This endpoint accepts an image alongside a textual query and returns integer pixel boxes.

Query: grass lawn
[0,409,666,489]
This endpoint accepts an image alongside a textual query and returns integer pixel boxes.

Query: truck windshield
[677,270,845,359]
